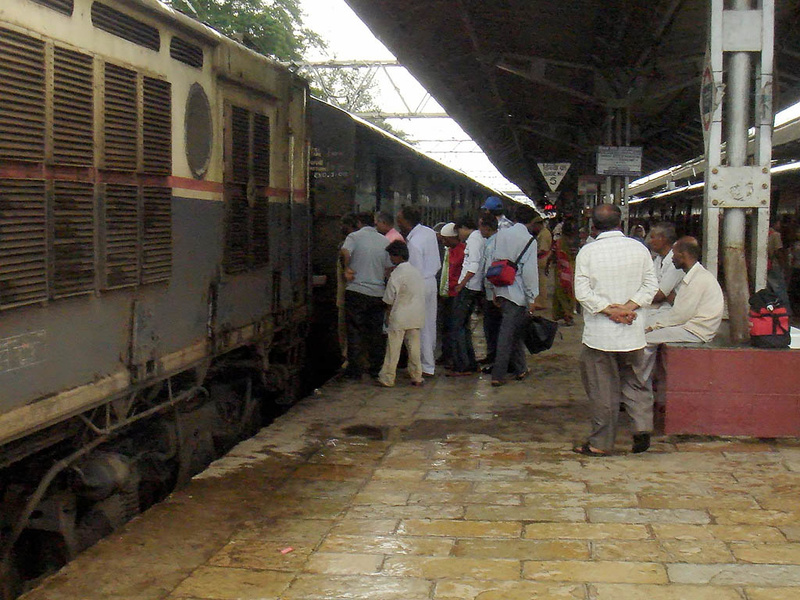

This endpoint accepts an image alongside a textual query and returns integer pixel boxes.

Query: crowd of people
[338,199,727,456]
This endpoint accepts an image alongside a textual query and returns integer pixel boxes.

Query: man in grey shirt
[340,212,392,379]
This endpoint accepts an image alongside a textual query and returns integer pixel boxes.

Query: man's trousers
[579,345,652,453]
[378,329,422,386]
[420,278,438,374]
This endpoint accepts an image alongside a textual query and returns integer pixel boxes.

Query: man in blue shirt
[485,204,540,386]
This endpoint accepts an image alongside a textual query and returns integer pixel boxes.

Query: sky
[298,0,525,198]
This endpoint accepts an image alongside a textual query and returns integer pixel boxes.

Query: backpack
[748,289,790,349]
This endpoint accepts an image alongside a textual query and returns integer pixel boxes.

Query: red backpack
[748,289,790,348]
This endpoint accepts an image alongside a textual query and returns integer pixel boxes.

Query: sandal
[572,442,609,457]
[491,379,507,387]
[514,369,530,381]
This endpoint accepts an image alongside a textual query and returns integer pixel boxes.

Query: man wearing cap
[438,222,465,369]
[532,215,552,310]
[481,196,513,230]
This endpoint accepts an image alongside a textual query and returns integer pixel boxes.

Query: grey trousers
[579,345,653,453]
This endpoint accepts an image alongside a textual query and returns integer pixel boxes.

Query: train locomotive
[0,0,506,595]
[0,0,310,594]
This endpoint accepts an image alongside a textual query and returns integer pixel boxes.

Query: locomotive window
[170,37,203,69]
[185,84,212,179]
[91,3,160,51]
[30,0,74,16]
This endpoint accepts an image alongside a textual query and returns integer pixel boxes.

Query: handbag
[486,236,535,287]
[523,315,558,354]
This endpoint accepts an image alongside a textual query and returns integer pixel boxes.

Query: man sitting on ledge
[645,236,725,346]
[641,236,725,445]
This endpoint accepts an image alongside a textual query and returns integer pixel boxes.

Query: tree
[169,0,323,61]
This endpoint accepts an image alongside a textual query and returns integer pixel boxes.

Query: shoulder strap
[514,236,535,265]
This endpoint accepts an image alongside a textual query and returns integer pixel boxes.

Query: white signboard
[537,163,571,192]
[596,146,642,176]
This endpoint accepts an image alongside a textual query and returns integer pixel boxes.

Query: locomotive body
[0,0,309,592]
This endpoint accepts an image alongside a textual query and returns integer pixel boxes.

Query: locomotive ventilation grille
[91,2,160,51]
[170,37,203,69]
[0,23,174,309]
[31,0,74,16]
[104,64,138,171]
[54,47,94,166]
[224,105,271,273]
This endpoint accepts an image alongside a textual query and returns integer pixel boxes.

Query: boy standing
[378,241,426,387]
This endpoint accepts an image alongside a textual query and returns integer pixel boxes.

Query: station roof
[344,0,800,198]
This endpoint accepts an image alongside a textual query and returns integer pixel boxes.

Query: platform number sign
[537,163,570,192]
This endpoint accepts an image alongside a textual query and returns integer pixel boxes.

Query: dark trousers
[482,299,502,361]
[344,290,386,376]
[438,296,455,366]
[491,298,528,382]
[450,288,480,372]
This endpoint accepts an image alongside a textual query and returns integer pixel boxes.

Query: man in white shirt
[573,204,658,456]
[478,214,500,369]
[377,241,426,388]
[486,204,540,386]
[448,215,485,375]
[646,236,724,345]
[397,206,440,376]
[645,222,684,322]
[642,237,725,412]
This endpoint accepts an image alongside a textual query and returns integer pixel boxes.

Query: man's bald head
[592,204,622,232]
[671,236,701,271]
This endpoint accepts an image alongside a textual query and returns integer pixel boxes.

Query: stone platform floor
[21,317,800,600]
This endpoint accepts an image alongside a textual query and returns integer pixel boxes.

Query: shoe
[632,433,651,454]
[514,369,530,381]
[491,379,507,387]
[572,442,609,457]
[410,380,424,387]
[446,370,474,377]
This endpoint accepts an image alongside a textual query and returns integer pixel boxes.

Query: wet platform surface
[21,318,800,600]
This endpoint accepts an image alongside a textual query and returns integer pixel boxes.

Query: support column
[704,0,774,344]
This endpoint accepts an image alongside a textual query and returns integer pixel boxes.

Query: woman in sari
[548,220,579,325]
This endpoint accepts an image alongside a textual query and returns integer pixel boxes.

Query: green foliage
[169,0,323,61]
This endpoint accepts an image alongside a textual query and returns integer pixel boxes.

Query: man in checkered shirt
[573,204,659,457]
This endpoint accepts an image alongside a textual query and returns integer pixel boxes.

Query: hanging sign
[596,146,642,176]
[537,163,571,192]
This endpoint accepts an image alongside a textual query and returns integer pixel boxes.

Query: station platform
[20,316,800,600]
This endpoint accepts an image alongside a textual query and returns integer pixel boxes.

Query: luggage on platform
[748,289,790,349]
